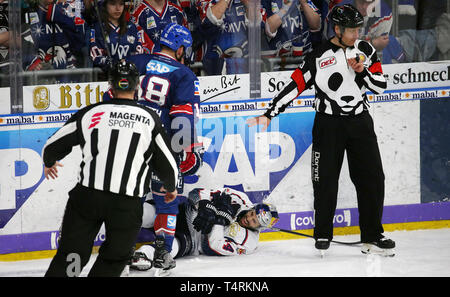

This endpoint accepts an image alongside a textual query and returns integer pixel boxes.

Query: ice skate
[153,237,176,270]
[130,251,153,271]
[315,238,330,258]
[361,237,395,257]
[154,267,172,277]
[120,264,130,277]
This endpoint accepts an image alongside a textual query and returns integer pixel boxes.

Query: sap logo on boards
[0,128,59,229]
[183,113,315,202]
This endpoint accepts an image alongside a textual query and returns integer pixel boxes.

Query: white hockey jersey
[196,188,260,256]
[138,187,261,258]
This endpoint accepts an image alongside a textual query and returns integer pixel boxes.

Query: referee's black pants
[311,111,385,243]
[45,184,143,277]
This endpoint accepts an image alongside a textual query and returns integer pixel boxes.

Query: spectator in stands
[309,0,329,49]
[56,0,92,67]
[2,1,38,84]
[328,0,406,64]
[130,0,188,54]
[199,0,277,75]
[25,0,86,79]
[174,0,218,69]
[396,0,446,63]
[0,0,9,85]
[89,0,143,75]
[58,0,85,18]
[261,0,321,70]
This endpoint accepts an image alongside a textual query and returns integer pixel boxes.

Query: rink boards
[0,61,449,259]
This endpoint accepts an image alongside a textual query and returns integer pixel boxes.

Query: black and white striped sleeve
[357,41,387,94]
[264,58,314,119]
[42,112,81,168]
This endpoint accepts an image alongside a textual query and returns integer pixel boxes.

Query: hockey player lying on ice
[130,187,279,272]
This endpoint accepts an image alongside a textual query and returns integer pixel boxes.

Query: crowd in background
[0,0,449,86]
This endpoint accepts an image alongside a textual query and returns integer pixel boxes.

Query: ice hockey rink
[1,228,449,278]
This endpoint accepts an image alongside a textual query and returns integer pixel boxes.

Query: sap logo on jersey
[319,56,336,69]
[167,215,177,228]
[146,60,178,74]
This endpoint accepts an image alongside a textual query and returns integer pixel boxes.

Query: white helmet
[253,203,279,231]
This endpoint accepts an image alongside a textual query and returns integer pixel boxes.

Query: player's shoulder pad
[175,63,199,82]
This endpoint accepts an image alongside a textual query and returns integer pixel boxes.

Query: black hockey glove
[213,193,235,226]
[193,200,217,234]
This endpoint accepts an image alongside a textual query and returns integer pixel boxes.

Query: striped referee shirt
[42,99,179,197]
[264,39,387,118]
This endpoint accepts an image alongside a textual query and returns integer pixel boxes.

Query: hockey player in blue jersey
[124,23,203,272]
[130,0,188,54]
[199,0,277,75]
[261,0,321,64]
[89,0,144,73]
[26,0,86,75]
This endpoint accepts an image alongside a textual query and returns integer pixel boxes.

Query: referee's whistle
[355,54,365,63]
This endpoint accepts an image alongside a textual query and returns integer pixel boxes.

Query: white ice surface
[1,228,449,277]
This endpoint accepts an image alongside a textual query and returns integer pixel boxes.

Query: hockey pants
[311,112,385,243]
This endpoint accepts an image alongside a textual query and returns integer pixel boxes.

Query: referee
[247,5,395,256]
[43,60,179,277]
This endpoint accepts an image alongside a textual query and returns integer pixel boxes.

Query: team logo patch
[29,12,39,25]
[88,112,104,129]
[236,5,245,16]
[194,81,200,96]
[147,16,156,29]
[319,56,336,69]
[271,2,279,13]
[127,35,135,44]
[167,215,177,228]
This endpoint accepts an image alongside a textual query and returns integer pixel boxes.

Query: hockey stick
[93,0,112,59]
[270,227,361,246]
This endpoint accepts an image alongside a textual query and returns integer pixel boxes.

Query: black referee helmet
[109,59,140,92]
[330,4,364,28]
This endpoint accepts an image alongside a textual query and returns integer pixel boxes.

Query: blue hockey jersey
[27,3,85,71]
[130,52,203,186]
[104,52,201,151]
[261,0,319,57]
[130,52,200,146]
[89,21,144,71]
[200,0,272,74]
[131,0,188,53]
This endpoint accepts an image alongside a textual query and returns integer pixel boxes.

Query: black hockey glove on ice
[213,193,235,226]
[193,200,217,234]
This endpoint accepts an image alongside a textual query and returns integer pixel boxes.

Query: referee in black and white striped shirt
[43,60,178,277]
